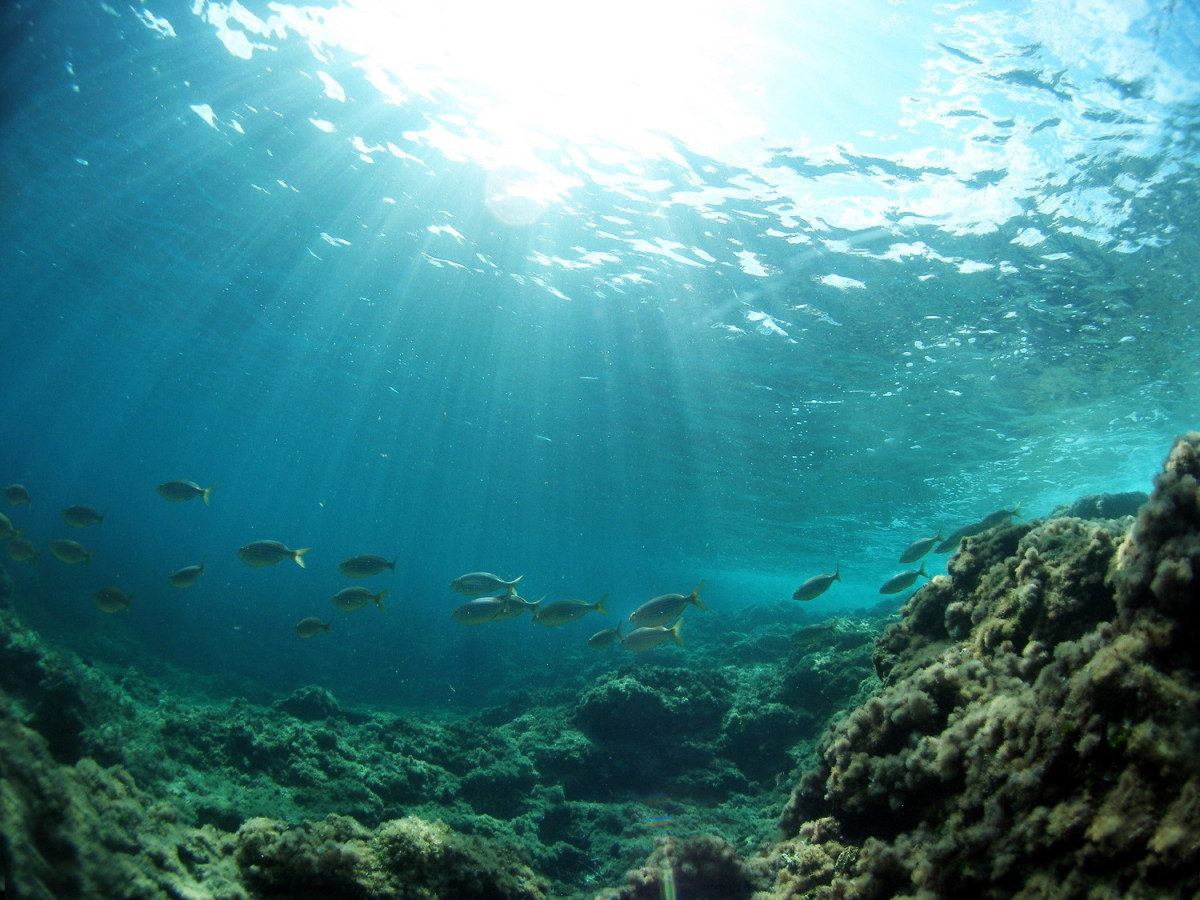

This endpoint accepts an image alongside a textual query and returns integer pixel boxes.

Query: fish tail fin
[671,618,685,648]
[202,486,214,506]
[595,593,610,615]
[85,549,94,566]
[691,580,706,610]
[376,590,388,613]
[388,558,397,572]
[918,561,929,579]
[1012,501,1023,519]
[322,621,331,633]
[294,548,311,568]
[934,527,943,540]
[834,561,842,582]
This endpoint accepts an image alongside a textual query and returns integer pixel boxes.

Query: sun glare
[321,0,771,162]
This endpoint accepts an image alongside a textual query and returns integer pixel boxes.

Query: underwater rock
[600,833,759,900]
[574,667,733,742]
[573,667,736,796]
[775,432,1200,898]
[0,682,550,899]
[236,814,547,899]
[1114,432,1200,631]
[0,687,244,898]
[275,684,343,721]
[1050,490,1149,520]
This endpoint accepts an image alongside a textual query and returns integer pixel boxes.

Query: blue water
[2,0,1198,706]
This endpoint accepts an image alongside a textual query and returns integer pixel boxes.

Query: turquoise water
[1,1,1198,705]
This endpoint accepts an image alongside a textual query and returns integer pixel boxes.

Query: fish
[451,597,509,625]
[629,581,705,628]
[237,540,310,568]
[61,505,104,528]
[587,623,623,649]
[489,593,538,621]
[156,480,214,505]
[0,513,23,540]
[168,559,205,588]
[793,619,837,646]
[332,586,387,613]
[338,554,397,578]
[532,594,609,627]
[793,564,841,602]
[621,618,684,652]
[294,617,330,638]
[934,522,986,553]
[935,503,1023,553]
[879,562,930,595]
[93,587,131,614]
[449,571,523,596]
[899,529,943,564]
[7,536,39,563]
[4,484,31,506]
[979,501,1022,528]
[48,539,93,565]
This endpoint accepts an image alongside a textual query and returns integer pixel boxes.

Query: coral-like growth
[600,833,759,900]
[775,432,1200,898]
[275,684,343,722]
[237,814,547,899]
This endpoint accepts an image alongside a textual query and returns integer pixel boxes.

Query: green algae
[0,574,879,897]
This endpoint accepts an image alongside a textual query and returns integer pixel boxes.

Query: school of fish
[0,472,1024,653]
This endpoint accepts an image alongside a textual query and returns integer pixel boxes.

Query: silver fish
[899,530,942,564]
[61,504,103,528]
[452,597,509,625]
[879,562,930,595]
[4,484,31,506]
[532,594,609,627]
[338,555,396,578]
[449,571,523,596]
[587,624,623,649]
[94,587,132,614]
[793,564,841,602]
[629,581,704,628]
[156,480,213,505]
[332,586,387,612]
[294,617,330,638]
[621,619,684,652]
[0,513,23,540]
[7,536,38,563]
[237,540,309,568]
[168,559,205,588]
[489,593,538,621]
[48,539,93,565]
[936,503,1022,553]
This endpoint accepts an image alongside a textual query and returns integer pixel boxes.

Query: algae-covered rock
[236,814,547,899]
[601,833,760,900]
[1050,490,1148,520]
[775,432,1200,899]
[0,686,245,898]
[275,684,342,721]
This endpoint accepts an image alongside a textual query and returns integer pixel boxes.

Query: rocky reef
[4,433,1199,899]
[765,432,1200,898]
[0,551,878,897]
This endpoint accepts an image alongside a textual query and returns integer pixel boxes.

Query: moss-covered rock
[774,432,1200,899]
